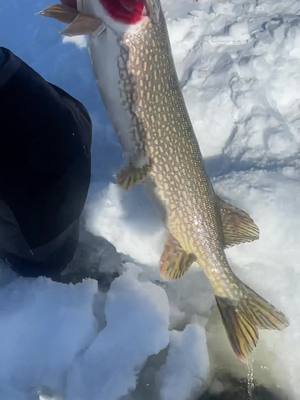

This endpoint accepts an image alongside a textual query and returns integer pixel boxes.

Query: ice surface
[214,170,300,398]
[66,265,170,400]
[0,269,98,399]
[86,183,166,267]
[159,324,209,400]
[0,0,300,399]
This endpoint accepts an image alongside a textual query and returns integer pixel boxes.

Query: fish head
[41,0,161,36]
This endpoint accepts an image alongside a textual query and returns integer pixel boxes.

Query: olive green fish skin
[119,13,240,299]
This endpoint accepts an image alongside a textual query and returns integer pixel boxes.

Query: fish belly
[89,29,142,162]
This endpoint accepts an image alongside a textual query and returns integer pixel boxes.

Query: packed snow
[0,0,300,399]
[159,324,209,400]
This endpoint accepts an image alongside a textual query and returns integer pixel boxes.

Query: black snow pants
[0,47,92,278]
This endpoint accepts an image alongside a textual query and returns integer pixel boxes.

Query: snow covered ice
[66,265,170,400]
[0,0,300,399]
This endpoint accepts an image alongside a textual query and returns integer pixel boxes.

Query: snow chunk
[0,277,98,398]
[87,183,166,267]
[159,324,209,400]
[66,264,170,400]
[62,36,87,49]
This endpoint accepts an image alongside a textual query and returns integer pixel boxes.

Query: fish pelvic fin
[216,284,289,363]
[218,196,259,248]
[117,162,151,190]
[160,234,196,280]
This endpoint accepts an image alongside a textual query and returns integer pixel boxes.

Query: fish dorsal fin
[218,196,259,248]
[40,4,78,24]
[62,14,104,36]
[160,234,196,280]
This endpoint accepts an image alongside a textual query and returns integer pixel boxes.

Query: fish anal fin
[62,14,104,36]
[216,285,288,363]
[160,234,196,280]
[218,196,259,248]
[117,162,150,190]
[40,4,78,24]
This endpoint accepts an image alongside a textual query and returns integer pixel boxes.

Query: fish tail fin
[216,284,289,362]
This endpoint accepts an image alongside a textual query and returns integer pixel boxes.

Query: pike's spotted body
[42,0,289,362]
[117,17,242,299]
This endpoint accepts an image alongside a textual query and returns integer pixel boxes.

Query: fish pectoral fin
[218,196,259,248]
[40,4,78,24]
[160,234,196,280]
[62,14,104,36]
[40,4,104,36]
[117,163,151,190]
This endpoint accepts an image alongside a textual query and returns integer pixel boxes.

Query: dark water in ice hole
[199,378,286,400]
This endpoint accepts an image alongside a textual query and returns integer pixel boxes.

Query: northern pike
[41,0,289,362]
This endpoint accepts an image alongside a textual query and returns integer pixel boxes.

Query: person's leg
[0,48,92,279]
[0,49,5,67]
[3,221,79,280]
